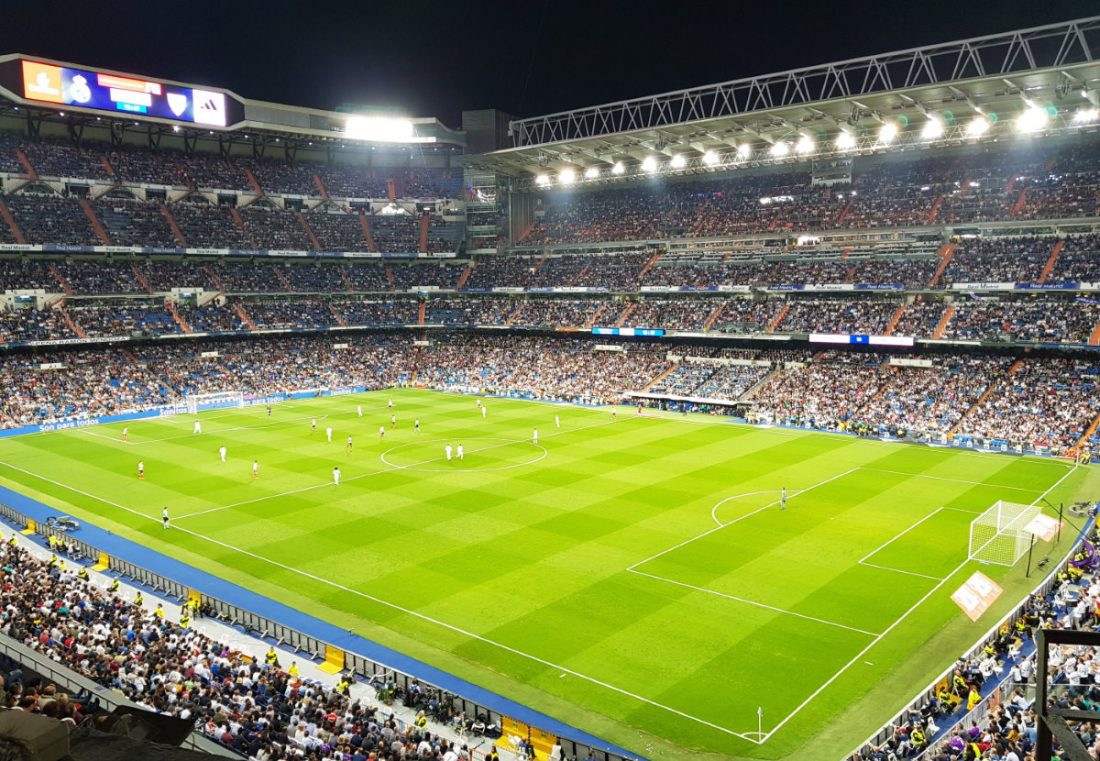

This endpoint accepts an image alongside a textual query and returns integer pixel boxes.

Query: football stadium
[0,10,1098,761]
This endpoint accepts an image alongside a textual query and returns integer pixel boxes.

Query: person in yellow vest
[265,647,279,668]
[179,611,190,628]
[154,603,166,620]
[910,726,926,750]
[109,579,120,594]
[288,661,300,678]
[78,568,90,582]
[134,591,143,607]
[7,534,15,546]
[336,676,351,695]
[966,684,981,711]
[486,747,500,761]
[414,711,428,729]
[48,554,58,568]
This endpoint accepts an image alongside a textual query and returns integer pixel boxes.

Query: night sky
[0,1,1096,128]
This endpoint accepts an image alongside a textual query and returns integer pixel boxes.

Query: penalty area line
[758,454,1084,742]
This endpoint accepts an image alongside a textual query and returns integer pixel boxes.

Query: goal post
[968,500,1042,566]
[185,390,244,414]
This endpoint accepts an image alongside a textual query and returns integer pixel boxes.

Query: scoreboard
[0,57,243,128]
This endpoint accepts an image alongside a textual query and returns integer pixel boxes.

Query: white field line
[628,568,881,636]
[173,416,626,520]
[858,508,981,580]
[631,467,861,570]
[858,506,984,577]
[858,467,1046,493]
[858,563,943,581]
[0,456,759,743]
[758,460,1081,742]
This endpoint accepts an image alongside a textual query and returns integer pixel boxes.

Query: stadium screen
[19,60,229,126]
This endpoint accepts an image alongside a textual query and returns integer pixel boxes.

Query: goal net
[185,390,244,414]
[968,500,1042,566]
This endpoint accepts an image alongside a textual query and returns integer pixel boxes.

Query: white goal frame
[968,500,1042,566]
[185,390,244,414]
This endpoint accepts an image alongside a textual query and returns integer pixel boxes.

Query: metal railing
[0,499,640,761]
[0,634,239,758]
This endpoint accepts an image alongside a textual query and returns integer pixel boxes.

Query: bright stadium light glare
[966,116,991,137]
[670,154,686,169]
[345,116,415,142]
[1074,108,1100,124]
[611,161,625,175]
[878,121,898,144]
[558,168,576,185]
[769,141,790,158]
[535,173,551,187]
[1015,106,1049,133]
[702,150,719,166]
[736,143,752,160]
[795,135,815,154]
[584,166,600,179]
[834,131,856,150]
[921,116,944,140]
[641,156,659,172]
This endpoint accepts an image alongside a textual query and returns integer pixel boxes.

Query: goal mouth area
[184,391,245,414]
[968,500,1042,567]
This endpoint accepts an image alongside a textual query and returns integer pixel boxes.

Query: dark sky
[0,1,1096,128]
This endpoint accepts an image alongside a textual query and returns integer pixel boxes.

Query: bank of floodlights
[878,121,898,145]
[702,150,720,166]
[558,168,576,184]
[535,173,551,187]
[641,156,659,172]
[736,143,752,160]
[584,166,600,179]
[769,141,790,157]
[1016,105,1049,133]
[670,154,686,169]
[835,131,856,151]
[921,116,945,140]
[611,161,625,175]
[966,115,991,137]
[1073,107,1099,124]
[795,135,815,155]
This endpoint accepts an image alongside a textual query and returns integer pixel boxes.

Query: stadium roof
[466,16,1100,186]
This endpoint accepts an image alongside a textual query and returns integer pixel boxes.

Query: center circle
[379,436,548,473]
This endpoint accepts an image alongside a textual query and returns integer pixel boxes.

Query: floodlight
[641,156,658,172]
[559,168,576,184]
[345,116,415,142]
[611,161,625,175]
[670,154,686,169]
[1015,106,1048,133]
[736,143,752,159]
[835,131,856,150]
[584,166,600,179]
[702,150,719,166]
[921,116,944,140]
[878,121,898,144]
[535,174,551,187]
[1073,108,1099,124]
[769,142,790,158]
[795,135,815,154]
[965,116,990,137]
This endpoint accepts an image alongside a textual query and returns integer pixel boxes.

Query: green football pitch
[0,388,1094,761]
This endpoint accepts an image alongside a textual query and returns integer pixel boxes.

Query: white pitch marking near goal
[856,506,979,581]
[755,460,1081,744]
